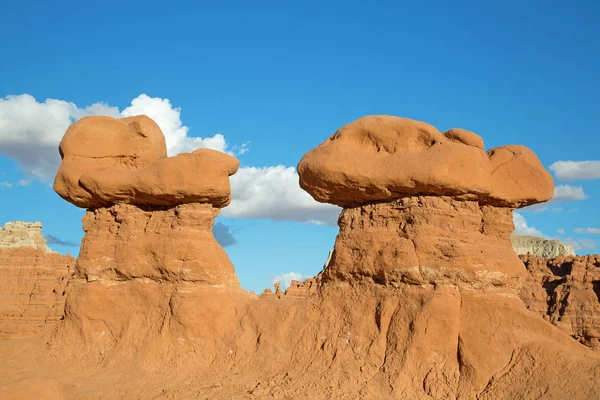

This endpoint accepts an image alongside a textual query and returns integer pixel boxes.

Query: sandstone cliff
[0,222,74,338]
[511,233,576,258]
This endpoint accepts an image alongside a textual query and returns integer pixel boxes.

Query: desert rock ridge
[0,114,599,399]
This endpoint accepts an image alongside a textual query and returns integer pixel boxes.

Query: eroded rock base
[324,196,526,288]
[77,203,239,287]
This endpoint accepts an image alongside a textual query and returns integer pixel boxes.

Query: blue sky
[1,0,599,292]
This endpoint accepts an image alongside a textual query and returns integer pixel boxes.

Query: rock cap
[54,115,239,209]
[298,115,553,208]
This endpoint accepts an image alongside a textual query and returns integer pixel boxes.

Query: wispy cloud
[513,212,545,237]
[561,237,597,251]
[523,184,588,213]
[44,234,77,247]
[0,181,12,188]
[574,227,600,235]
[550,160,600,181]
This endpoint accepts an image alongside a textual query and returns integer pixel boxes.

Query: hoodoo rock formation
[54,115,240,287]
[298,116,553,286]
[296,115,600,398]
[0,222,74,338]
[49,115,244,352]
[1,115,599,399]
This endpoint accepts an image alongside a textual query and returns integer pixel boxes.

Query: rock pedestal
[325,196,526,288]
[77,203,239,287]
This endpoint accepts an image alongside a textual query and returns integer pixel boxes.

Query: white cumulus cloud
[222,165,341,226]
[0,93,240,181]
[120,94,231,156]
[0,94,119,180]
[550,160,600,181]
[523,184,588,213]
[513,212,545,237]
[552,184,588,202]
[574,227,600,235]
[270,272,304,291]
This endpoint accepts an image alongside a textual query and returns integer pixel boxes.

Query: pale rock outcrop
[0,221,51,252]
[511,233,576,258]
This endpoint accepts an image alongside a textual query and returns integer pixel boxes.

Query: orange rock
[298,115,553,208]
[54,115,239,209]
[76,203,239,287]
[520,254,600,351]
[1,114,597,399]
[298,115,493,207]
[323,196,526,287]
[79,148,239,208]
[0,377,66,400]
[0,248,74,338]
[54,115,167,208]
[443,127,485,149]
[487,145,554,207]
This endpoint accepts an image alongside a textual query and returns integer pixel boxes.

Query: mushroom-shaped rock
[54,115,167,208]
[51,114,243,348]
[79,148,239,208]
[299,115,555,287]
[298,116,493,207]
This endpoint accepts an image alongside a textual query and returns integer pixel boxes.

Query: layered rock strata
[299,116,553,288]
[0,222,74,338]
[325,196,525,288]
